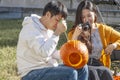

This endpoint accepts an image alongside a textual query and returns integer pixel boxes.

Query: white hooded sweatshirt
[17,14,60,77]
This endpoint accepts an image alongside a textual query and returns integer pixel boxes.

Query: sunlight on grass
[0,46,20,80]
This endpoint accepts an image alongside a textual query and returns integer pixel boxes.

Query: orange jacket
[68,23,120,68]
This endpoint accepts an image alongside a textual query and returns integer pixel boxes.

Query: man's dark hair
[43,0,68,19]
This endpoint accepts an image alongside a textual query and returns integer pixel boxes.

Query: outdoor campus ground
[0,19,119,80]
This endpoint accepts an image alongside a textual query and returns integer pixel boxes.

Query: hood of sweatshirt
[22,14,47,31]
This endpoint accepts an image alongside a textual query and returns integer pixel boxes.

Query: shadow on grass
[0,38,18,47]
[0,19,22,47]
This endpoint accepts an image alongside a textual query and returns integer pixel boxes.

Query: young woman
[68,0,120,80]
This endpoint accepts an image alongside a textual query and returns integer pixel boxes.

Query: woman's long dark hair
[74,0,97,27]
[71,0,98,54]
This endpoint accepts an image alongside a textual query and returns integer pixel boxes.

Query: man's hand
[54,19,67,36]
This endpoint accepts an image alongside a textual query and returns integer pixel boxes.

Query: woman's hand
[72,26,82,40]
[105,43,117,55]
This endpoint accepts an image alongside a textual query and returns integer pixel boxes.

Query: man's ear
[45,11,51,18]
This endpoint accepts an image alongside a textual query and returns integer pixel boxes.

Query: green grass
[0,19,22,80]
[0,46,20,80]
[0,19,22,46]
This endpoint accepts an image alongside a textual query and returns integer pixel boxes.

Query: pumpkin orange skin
[60,40,89,69]
[113,76,120,80]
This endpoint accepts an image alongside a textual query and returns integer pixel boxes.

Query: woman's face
[81,9,96,25]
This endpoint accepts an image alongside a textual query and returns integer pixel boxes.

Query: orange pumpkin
[60,40,89,69]
[113,76,120,80]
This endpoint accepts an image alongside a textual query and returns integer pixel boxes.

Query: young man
[17,1,88,80]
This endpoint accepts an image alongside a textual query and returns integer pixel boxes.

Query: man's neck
[39,17,48,29]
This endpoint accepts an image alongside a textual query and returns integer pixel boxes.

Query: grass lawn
[0,19,22,80]
[0,19,119,80]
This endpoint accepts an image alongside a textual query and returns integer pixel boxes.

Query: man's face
[47,14,63,30]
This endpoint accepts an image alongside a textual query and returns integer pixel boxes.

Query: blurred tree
[65,0,73,9]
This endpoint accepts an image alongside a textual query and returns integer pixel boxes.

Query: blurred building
[0,0,120,25]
